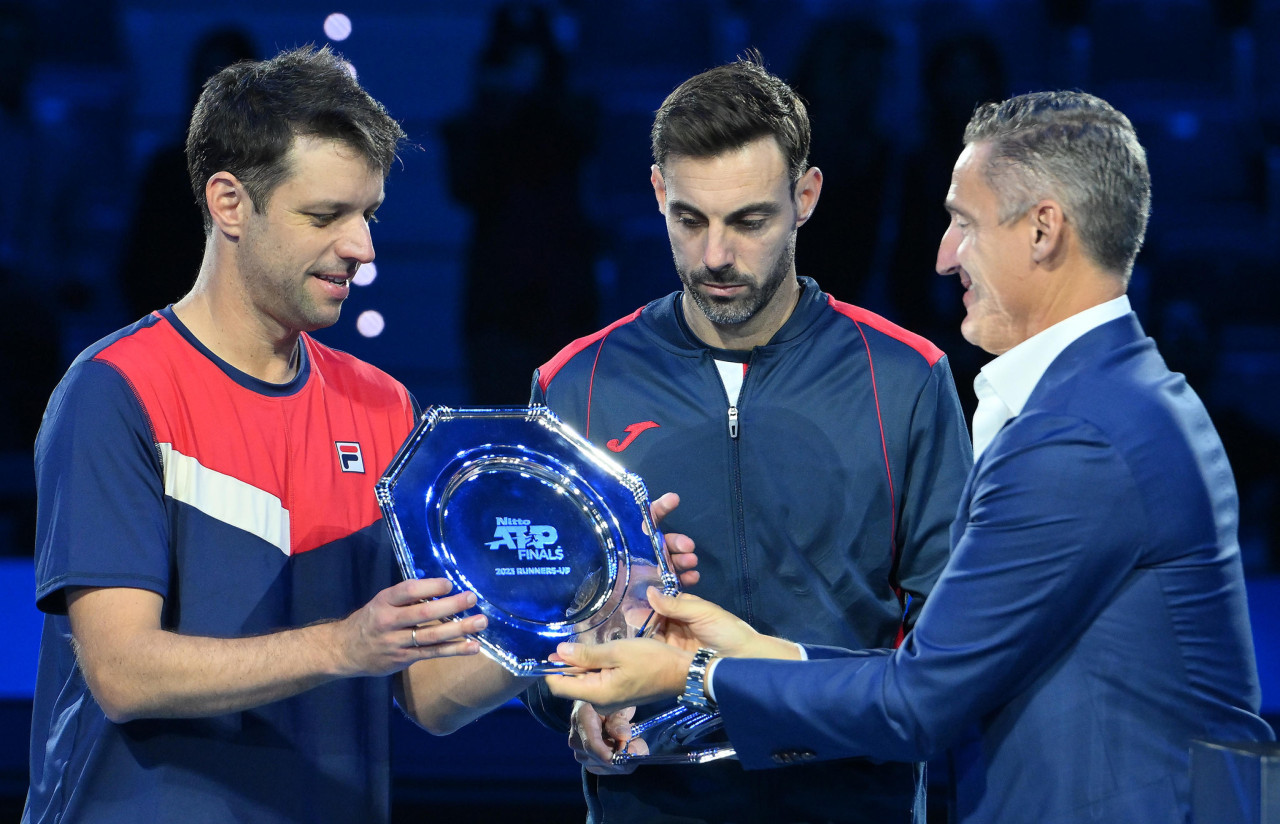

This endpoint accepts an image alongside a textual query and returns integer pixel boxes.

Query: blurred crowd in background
[1,0,1278,573]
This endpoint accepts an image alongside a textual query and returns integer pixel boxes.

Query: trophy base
[611,704,739,766]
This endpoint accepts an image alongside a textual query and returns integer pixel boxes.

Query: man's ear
[1029,199,1065,265]
[650,164,667,214]
[794,166,822,227]
[205,171,250,239]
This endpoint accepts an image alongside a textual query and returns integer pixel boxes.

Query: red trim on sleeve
[828,294,944,644]
[850,316,910,647]
[852,319,898,564]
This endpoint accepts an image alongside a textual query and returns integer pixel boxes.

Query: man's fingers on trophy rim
[416,591,476,621]
[604,729,632,750]
[552,667,587,676]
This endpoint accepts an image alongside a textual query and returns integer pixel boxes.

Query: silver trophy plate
[376,406,679,677]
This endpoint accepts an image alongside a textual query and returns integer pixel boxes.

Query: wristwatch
[677,647,720,713]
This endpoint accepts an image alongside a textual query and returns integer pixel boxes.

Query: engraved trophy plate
[376,406,679,677]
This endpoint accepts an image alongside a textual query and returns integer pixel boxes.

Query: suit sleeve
[893,355,973,629]
[713,412,1146,767]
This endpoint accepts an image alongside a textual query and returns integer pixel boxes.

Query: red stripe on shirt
[828,296,945,367]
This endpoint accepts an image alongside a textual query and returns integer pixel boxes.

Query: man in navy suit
[546,90,1276,823]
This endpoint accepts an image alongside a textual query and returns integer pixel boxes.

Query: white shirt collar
[971,296,1130,457]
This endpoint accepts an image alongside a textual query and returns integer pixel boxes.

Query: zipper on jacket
[708,350,754,623]
[725,354,753,624]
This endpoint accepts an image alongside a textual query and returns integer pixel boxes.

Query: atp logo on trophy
[486,517,564,561]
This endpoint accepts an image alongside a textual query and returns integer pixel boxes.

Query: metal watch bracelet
[677,647,719,713]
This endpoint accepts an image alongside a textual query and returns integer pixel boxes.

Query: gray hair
[964,91,1150,279]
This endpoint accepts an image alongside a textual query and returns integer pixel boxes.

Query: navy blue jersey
[27,308,417,824]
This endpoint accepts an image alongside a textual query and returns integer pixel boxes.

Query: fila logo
[335,442,365,473]
[606,421,660,452]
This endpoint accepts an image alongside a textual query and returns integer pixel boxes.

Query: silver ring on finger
[411,626,420,648]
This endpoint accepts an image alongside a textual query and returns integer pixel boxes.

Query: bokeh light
[323,13,352,42]
[356,310,385,338]
[353,261,377,287]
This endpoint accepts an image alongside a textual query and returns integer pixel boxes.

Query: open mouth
[313,273,350,286]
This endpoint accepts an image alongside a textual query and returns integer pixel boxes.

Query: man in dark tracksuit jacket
[522,57,972,824]
[527,276,971,822]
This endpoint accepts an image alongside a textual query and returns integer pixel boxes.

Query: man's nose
[338,218,376,265]
[703,224,735,272]
[936,223,960,276]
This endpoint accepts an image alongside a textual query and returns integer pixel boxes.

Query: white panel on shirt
[715,360,745,405]
[158,442,291,555]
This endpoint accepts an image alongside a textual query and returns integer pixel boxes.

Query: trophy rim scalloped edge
[375,405,678,676]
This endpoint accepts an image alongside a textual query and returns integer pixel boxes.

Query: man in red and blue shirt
[26,47,531,824]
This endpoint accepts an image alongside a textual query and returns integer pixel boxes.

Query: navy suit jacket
[714,313,1274,823]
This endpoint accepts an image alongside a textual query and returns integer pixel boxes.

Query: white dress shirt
[970,296,1132,459]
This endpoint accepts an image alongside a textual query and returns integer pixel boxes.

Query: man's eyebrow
[667,199,782,222]
[725,202,782,222]
[299,197,385,213]
[666,199,707,219]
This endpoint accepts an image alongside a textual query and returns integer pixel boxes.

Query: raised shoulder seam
[537,306,645,392]
[826,295,944,367]
[89,355,163,470]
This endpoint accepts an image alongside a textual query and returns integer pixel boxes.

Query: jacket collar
[978,296,1131,419]
[1024,311,1149,409]
[645,276,829,357]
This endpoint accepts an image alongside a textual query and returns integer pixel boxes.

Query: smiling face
[236,135,384,335]
[653,136,819,349]
[936,141,1037,356]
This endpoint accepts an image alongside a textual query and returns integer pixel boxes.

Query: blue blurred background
[1,0,1278,819]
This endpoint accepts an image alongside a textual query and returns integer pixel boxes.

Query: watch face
[376,406,678,675]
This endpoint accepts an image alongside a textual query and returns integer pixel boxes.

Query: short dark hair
[651,52,810,185]
[964,90,1151,278]
[185,45,406,232]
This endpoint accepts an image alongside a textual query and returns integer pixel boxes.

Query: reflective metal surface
[616,705,737,765]
[376,406,677,676]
